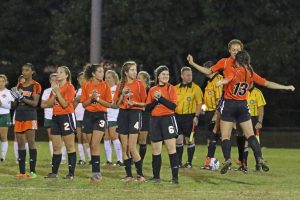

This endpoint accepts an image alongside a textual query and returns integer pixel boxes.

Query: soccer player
[175,66,203,168]
[200,61,224,169]
[44,66,77,179]
[146,65,179,184]
[11,63,41,178]
[74,72,91,165]
[80,64,112,182]
[113,61,147,182]
[0,74,14,162]
[216,50,295,174]
[137,71,151,163]
[103,70,123,166]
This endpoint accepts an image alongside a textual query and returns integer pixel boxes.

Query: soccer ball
[209,158,220,171]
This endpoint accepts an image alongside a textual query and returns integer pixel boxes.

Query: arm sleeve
[145,100,159,112]
[210,59,225,73]
[253,73,267,86]
[158,96,176,110]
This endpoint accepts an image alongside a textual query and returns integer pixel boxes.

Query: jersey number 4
[233,82,249,96]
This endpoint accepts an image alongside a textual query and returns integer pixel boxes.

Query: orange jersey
[80,80,112,112]
[146,83,178,116]
[52,81,75,115]
[113,79,147,110]
[223,67,266,100]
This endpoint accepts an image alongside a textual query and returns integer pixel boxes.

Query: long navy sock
[248,135,262,160]
[68,152,76,176]
[169,153,179,179]
[18,149,26,174]
[207,132,218,158]
[152,154,161,179]
[187,144,195,164]
[52,154,62,174]
[236,135,246,162]
[221,139,231,161]
[124,158,132,177]
[29,149,37,173]
[176,144,183,165]
[134,159,143,176]
[91,155,100,173]
[139,144,147,161]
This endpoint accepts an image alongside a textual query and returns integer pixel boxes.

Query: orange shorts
[14,120,38,133]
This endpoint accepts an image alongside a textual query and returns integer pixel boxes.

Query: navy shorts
[140,111,150,132]
[220,99,250,123]
[149,115,178,142]
[117,109,142,135]
[51,113,76,136]
[175,114,194,137]
[82,110,107,133]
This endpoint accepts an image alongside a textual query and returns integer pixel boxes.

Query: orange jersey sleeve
[32,81,42,96]
[147,84,177,116]
[210,57,234,73]
[253,72,267,86]
[53,82,75,115]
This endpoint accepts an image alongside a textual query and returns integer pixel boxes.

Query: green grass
[1,142,300,200]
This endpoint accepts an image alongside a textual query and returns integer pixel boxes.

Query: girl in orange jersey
[80,64,112,183]
[145,66,179,184]
[44,66,76,179]
[216,50,295,174]
[11,63,41,178]
[113,61,147,182]
[137,71,151,163]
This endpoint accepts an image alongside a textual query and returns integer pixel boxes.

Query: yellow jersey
[175,82,203,114]
[247,87,266,116]
[204,74,223,111]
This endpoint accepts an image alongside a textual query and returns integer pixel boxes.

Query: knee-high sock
[112,139,122,162]
[169,153,179,179]
[1,141,8,160]
[236,135,246,162]
[52,154,62,174]
[78,143,85,161]
[29,149,37,173]
[18,149,26,174]
[221,139,231,161]
[68,152,76,176]
[187,144,195,164]
[248,135,262,161]
[152,154,161,179]
[104,140,112,162]
[176,144,184,165]
[139,144,147,161]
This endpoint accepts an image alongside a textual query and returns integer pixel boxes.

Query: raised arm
[187,54,213,76]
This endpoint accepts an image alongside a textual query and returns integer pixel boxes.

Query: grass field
[0,141,300,200]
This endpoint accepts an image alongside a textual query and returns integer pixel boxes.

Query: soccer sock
[49,141,53,156]
[124,158,133,177]
[139,144,147,162]
[236,135,246,162]
[78,143,85,161]
[104,140,112,162]
[112,139,122,162]
[1,141,8,160]
[134,159,144,177]
[187,144,195,164]
[84,144,91,161]
[221,139,231,161]
[91,155,100,173]
[18,149,26,174]
[25,143,29,152]
[176,143,184,165]
[52,154,62,174]
[29,149,37,173]
[244,147,249,166]
[248,135,262,160]
[68,152,76,176]
[169,153,179,179]
[14,141,19,161]
[152,154,161,179]
[207,131,217,158]
[61,143,67,161]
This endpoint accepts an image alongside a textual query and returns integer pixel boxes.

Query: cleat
[28,172,37,178]
[183,162,192,169]
[77,160,86,165]
[255,164,262,171]
[259,158,269,172]
[220,159,232,174]
[64,174,74,180]
[121,176,133,182]
[103,161,113,166]
[115,161,124,166]
[136,175,146,182]
[237,165,248,174]
[16,173,32,179]
[148,177,161,183]
[170,178,179,184]
[44,173,58,179]
[90,174,102,183]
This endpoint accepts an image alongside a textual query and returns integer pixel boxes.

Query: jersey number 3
[233,82,249,96]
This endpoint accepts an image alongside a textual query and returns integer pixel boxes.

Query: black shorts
[51,113,76,136]
[149,115,178,142]
[204,111,215,132]
[117,109,142,135]
[175,114,194,137]
[220,99,250,123]
[140,111,150,131]
[82,110,107,133]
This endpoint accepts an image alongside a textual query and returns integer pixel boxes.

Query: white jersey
[41,88,53,119]
[75,88,84,121]
[0,88,14,114]
[107,85,119,122]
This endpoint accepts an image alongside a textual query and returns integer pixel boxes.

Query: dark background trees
[0,0,299,127]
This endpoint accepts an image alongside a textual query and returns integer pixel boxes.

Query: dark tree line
[0,0,299,127]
